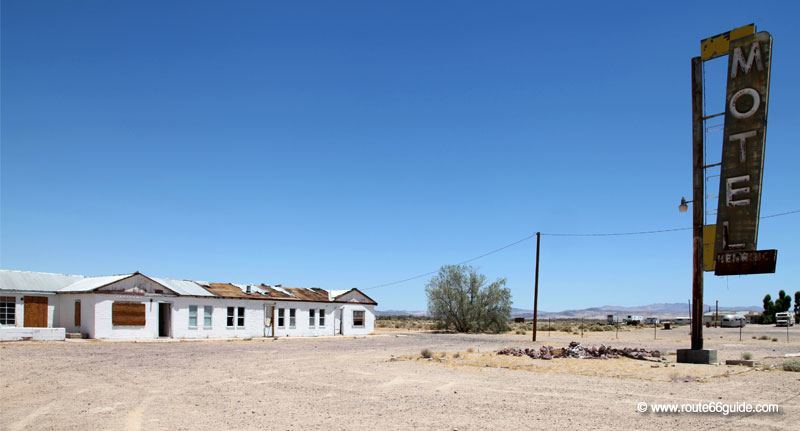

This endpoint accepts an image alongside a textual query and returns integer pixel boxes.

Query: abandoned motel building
[0,269,376,341]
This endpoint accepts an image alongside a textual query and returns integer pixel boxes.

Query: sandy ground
[1,324,799,430]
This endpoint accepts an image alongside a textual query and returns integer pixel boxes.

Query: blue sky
[1,1,798,311]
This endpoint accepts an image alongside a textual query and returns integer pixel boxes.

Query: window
[309,309,315,327]
[227,307,244,328]
[74,301,81,326]
[112,302,146,326]
[289,308,296,328]
[0,296,15,326]
[189,305,198,328]
[277,308,285,327]
[204,306,213,328]
[227,307,235,327]
[318,309,325,327]
[353,310,365,328]
[237,307,245,327]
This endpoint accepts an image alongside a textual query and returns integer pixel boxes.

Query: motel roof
[0,269,376,305]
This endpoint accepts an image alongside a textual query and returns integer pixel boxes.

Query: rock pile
[497,341,662,361]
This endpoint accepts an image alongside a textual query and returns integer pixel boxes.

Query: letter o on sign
[729,88,760,119]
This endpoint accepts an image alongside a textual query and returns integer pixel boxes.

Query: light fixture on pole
[678,197,691,213]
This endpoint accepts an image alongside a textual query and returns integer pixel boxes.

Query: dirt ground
[1,324,799,430]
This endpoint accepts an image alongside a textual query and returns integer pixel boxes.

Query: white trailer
[775,312,794,327]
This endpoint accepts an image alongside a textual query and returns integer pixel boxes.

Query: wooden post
[532,232,541,342]
[691,56,705,351]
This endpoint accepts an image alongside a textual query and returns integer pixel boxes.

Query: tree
[426,265,511,333]
[775,290,791,313]
[762,294,775,324]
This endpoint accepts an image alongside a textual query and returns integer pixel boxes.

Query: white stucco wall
[55,294,95,335]
[339,304,375,336]
[169,297,265,339]
[272,302,340,337]
[3,290,376,339]
[92,295,268,340]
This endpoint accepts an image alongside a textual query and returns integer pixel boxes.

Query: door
[264,305,274,337]
[23,296,48,328]
[158,303,171,337]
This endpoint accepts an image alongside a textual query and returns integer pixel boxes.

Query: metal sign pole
[532,232,541,342]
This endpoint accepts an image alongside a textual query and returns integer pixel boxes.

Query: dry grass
[376,316,439,331]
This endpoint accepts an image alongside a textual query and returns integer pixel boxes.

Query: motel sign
[713,31,776,275]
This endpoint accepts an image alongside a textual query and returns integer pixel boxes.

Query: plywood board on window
[112,302,146,326]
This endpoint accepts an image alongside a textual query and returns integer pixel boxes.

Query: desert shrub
[467,347,475,353]
[515,329,526,335]
[741,352,753,360]
[752,336,757,339]
[426,265,511,333]
[783,359,800,372]
[421,348,433,359]
[771,338,778,342]
[453,352,460,358]
[758,335,769,340]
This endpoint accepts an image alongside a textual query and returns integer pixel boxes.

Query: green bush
[741,352,753,360]
[783,360,800,372]
[421,348,433,359]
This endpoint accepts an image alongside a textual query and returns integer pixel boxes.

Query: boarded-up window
[74,301,81,326]
[112,302,146,326]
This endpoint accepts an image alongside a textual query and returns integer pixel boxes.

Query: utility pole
[532,232,541,342]
[715,300,719,328]
[690,56,705,352]
[678,56,716,364]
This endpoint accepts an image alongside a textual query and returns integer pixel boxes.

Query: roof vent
[245,286,251,294]
[275,284,282,288]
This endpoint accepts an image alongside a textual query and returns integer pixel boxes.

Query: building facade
[0,270,376,341]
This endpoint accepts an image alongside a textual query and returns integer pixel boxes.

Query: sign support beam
[678,57,717,364]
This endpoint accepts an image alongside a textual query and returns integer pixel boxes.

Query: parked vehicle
[720,315,746,328]
[775,312,795,327]
[624,315,643,325]
[643,317,660,325]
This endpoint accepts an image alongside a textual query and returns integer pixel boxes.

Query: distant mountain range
[376,303,761,319]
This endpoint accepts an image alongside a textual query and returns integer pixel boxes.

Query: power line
[760,208,800,219]
[542,226,690,237]
[362,208,800,291]
[364,233,536,290]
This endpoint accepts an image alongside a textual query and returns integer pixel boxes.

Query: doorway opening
[158,303,171,337]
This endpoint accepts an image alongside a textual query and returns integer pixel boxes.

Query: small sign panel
[714,32,772,256]
[714,249,777,276]
[700,24,755,61]
[703,225,716,272]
